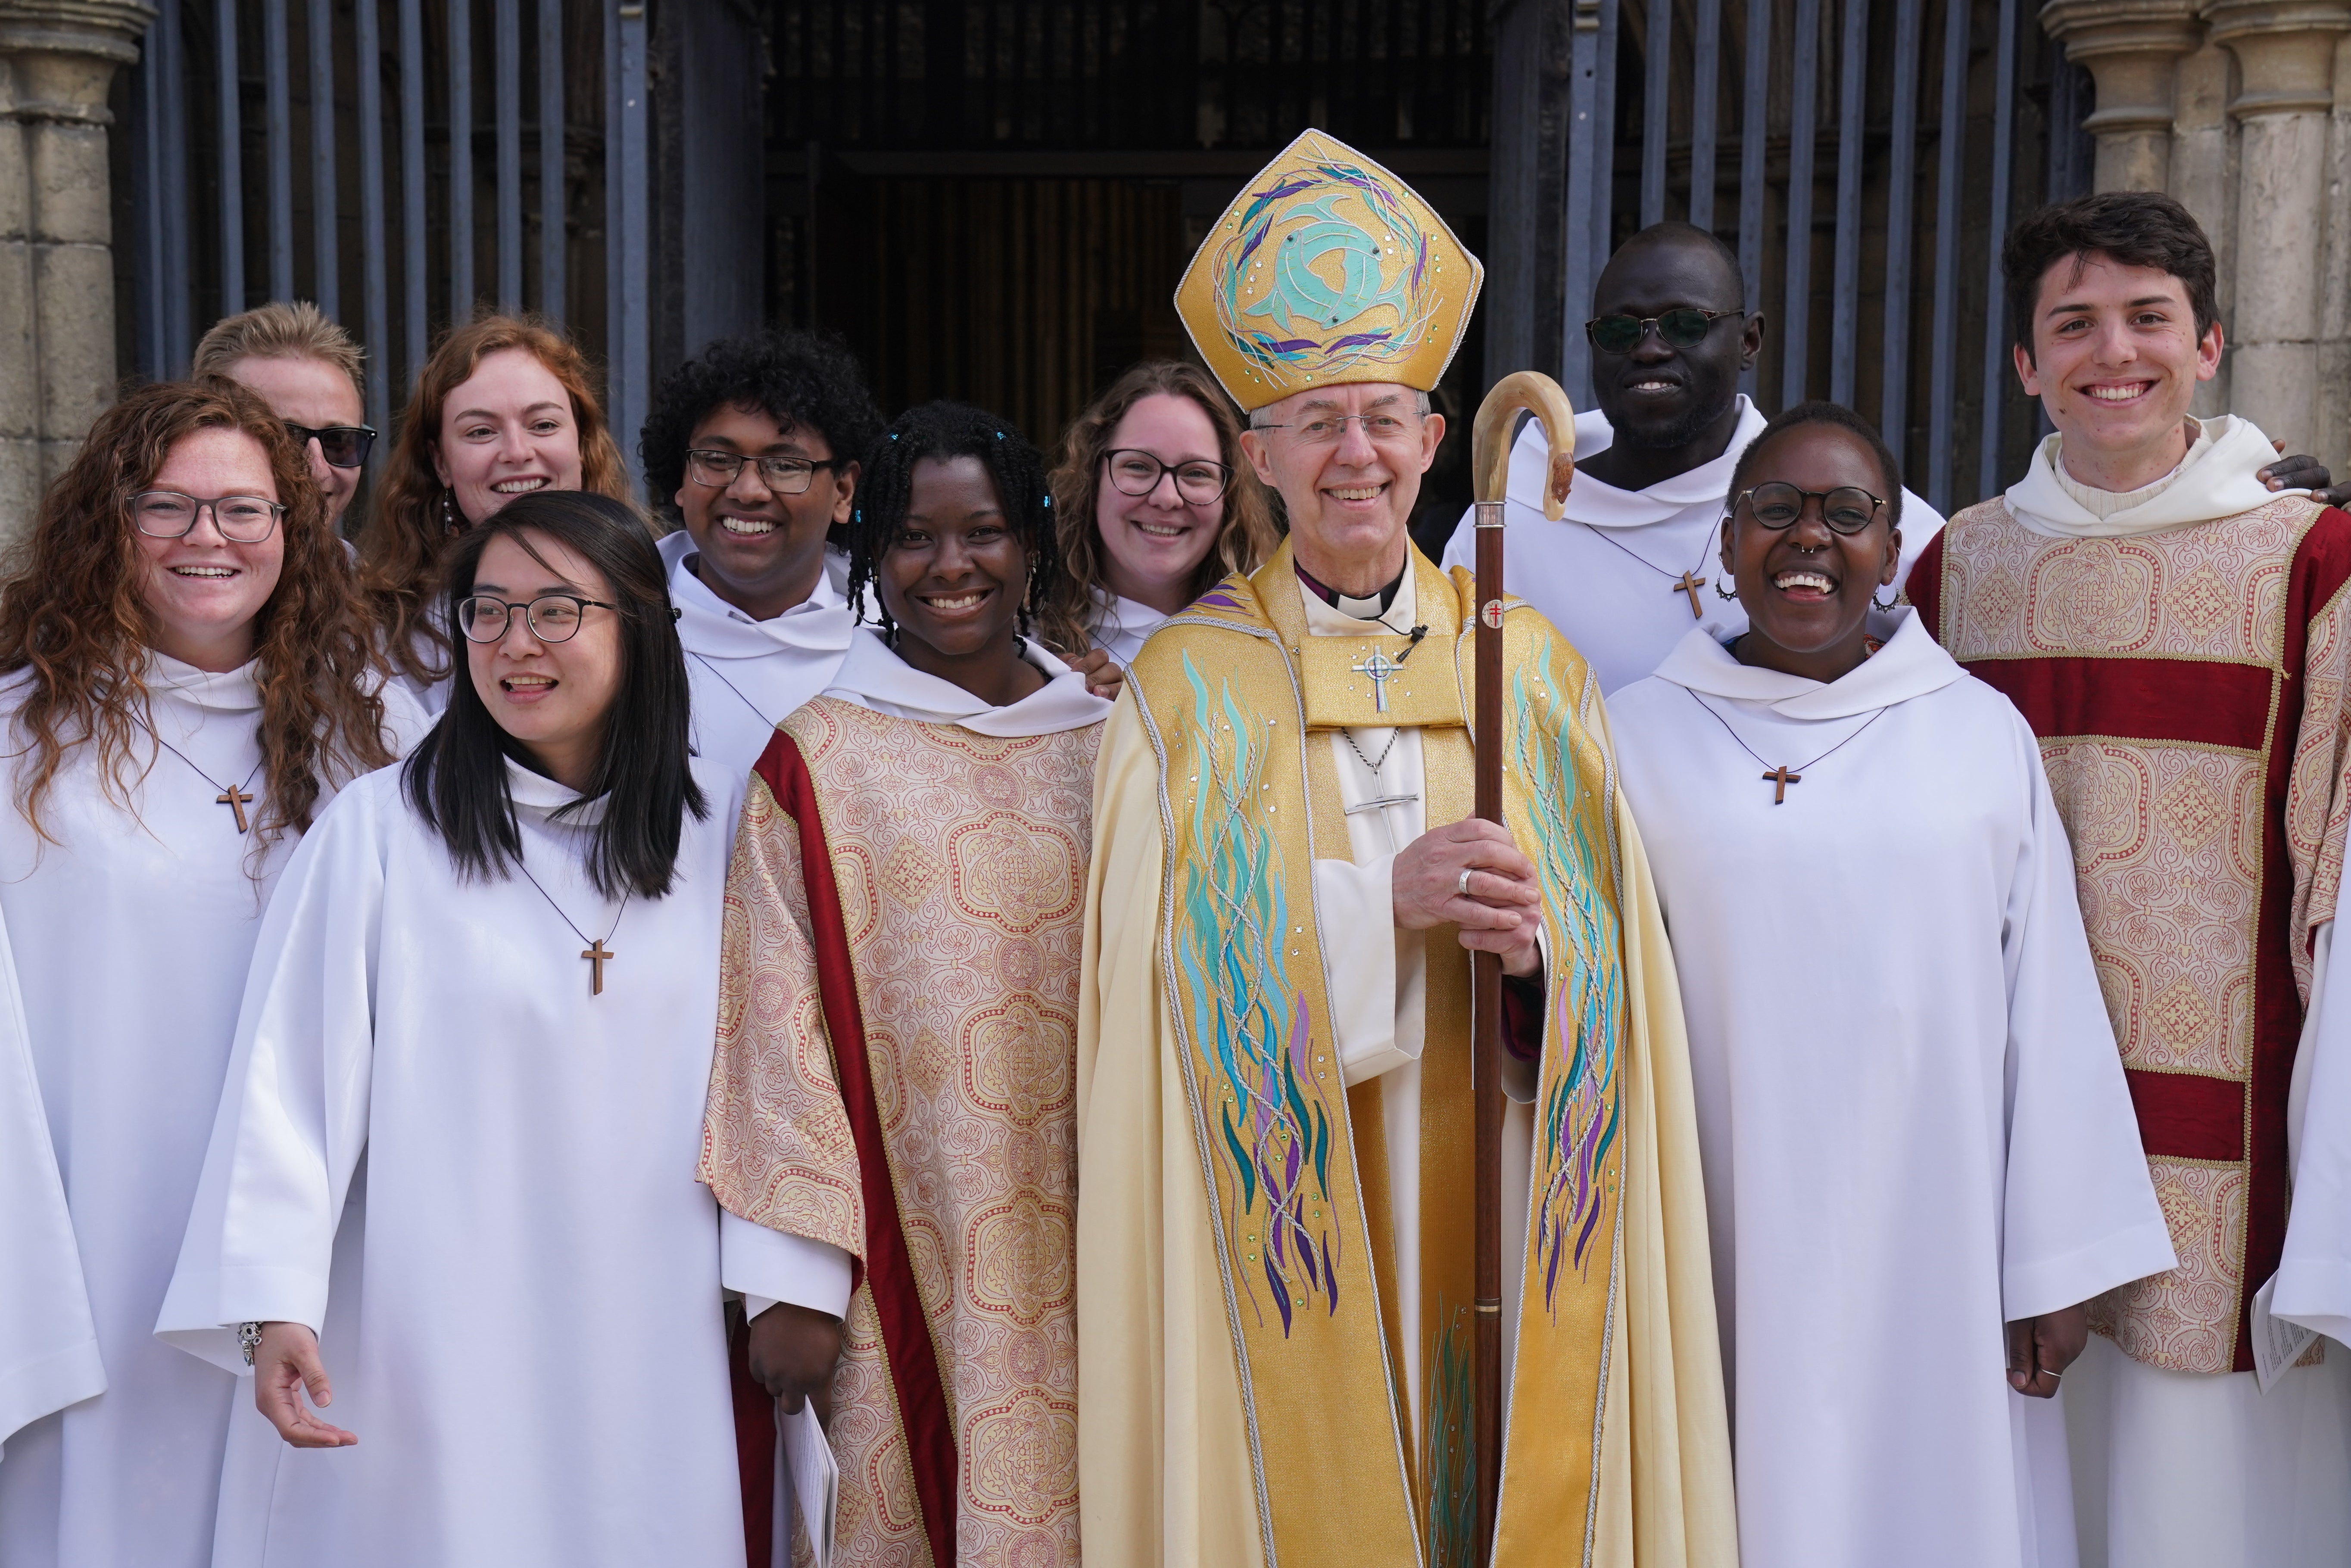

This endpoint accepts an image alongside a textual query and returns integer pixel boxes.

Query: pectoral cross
[1351,649,1403,715]
[581,938,615,996]
[217,784,254,833]
[1671,570,1708,618]
[1762,764,1802,804]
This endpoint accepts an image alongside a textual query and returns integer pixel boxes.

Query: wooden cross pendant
[1671,570,1708,618]
[581,937,615,996]
[216,784,254,833]
[1762,764,1802,804]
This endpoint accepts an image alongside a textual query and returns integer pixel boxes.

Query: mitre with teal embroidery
[1175,128,1483,412]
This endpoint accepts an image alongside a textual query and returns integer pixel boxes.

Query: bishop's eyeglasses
[457,593,617,644]
[1730,482,1887,536]
[685,448,841,495]
[130,491,286,542]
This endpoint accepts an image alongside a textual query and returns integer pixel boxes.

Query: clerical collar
[1294,560,1406,620]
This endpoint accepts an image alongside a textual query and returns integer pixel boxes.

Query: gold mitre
[1176,129,1483,413]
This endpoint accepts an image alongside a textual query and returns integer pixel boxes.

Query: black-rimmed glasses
[284,422,377,470]
[1731,482,1886,535]
[130,491,287,541]
[1103,449,1233,504]
[456,593,617,644]
[1585,308,1741,355]
[685,449,840,495]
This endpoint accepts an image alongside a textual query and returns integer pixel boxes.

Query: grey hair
[1248,387,1433,430]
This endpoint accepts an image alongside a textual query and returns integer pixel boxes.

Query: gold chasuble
[1076,543,1734,1568]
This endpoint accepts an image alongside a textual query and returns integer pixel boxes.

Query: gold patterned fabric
[1913,494,2351,1373]
[702,697,1104,1566]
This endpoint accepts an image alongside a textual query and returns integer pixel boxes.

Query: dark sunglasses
[1585,307,1740,356]
[285,421,377,470]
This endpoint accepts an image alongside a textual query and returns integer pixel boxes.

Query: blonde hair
[191,301,365,404]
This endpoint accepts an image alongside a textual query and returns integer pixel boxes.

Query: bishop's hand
[747,1300,845,1424]
[1393,818,1543,977]
[252,1320,358,1448]
[2005,1304,2089,1399]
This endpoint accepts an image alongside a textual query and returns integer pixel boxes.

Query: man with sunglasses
[192,301,376,532]
[1907,191,2351,1568]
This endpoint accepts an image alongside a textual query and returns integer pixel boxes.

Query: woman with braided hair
[701,402,1107,1565]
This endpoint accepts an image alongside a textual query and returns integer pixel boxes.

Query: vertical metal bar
[1737,0,1770,399]
[217,0,245,315]
[307,0,338,320]
[1827,0,1867,405]
[1880,0,1924,456]
[1927,0,1967,511]
[450,0,474,319]
[1690,0,1721,230]
[1591,0,1621,291]
[1563,0,1602,401]
[1976,0,2019,501]
[496,0,521,311]
[604,0,620,388]
[400,0,426,385]
[1779,0,1820,407]
[538,0,565,324]
[357,0,389,437]
[139,21,167,377]
[617,1,649,496]
[1640,0,1670,226]
[159,0,193,368]
[266,0,293,300]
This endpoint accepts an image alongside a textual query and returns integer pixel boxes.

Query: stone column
[0,1,153,541]
[2040,0,2205,191]
[2205,0,2351,458]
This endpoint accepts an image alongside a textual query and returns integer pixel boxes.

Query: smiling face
[464,529,624,791]
[878,454,1035,676]
[431,348,587,524]
[2015,252,2222,491]
[1719,421,1901,681]
[1094,392,1227,614]
[134,426,287,672]
[673,402,850,622]
[228,353,366,528]
[1588,233,1759,452]
[1238,381,1442,597]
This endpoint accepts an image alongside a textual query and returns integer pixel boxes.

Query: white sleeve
[1998,722,2176,1320]
[2276,920,2351,1343]
[1311,856,1422,1086]
[723,1208,853,1321]
[1438,505,1476,574]
[155,787,386,1375]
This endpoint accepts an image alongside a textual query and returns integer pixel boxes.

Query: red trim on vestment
[2122,1069,2246,1163]
[1903,530,1945,633]
[1962,656,2274,752]
[753,730,960,1565]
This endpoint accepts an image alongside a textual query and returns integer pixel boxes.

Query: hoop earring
[1715,579,1738,601]
[1873,588,1899,611]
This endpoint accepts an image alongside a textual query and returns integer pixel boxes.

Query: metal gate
[119,0,655,486]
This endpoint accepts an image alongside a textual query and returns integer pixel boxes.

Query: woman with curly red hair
[361,313,632,710]
[0,379,423,1568]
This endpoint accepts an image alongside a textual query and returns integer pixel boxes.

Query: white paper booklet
[2250,1273,2319,1393]
[774,1397,839,1568]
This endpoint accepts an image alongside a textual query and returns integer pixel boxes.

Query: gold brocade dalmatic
[701,698,1103,1568]
[1103,545,1719,1566]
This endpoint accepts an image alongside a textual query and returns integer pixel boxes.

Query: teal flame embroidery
[1170,652,1342,1335]
[1509,639,1626,1315]
[1423,1302,1476,1566]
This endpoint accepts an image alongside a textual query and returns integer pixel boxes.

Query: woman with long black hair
[161,490,747,1566]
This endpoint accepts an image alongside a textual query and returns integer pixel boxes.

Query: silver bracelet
[237,1321,264,1367]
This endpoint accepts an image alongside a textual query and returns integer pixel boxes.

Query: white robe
[1609,611,2176,1568]
[1085,588,1170,668]
[720,628,1113,1324]
[0,658,423,1568]
[661,530,857,781]
[1439,397,1948,694]
[157,756,749,1568]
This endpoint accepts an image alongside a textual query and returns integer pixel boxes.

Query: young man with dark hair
[1908,189,2351,1568]
[638,329,880,777]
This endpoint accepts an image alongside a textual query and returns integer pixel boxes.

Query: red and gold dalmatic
[701,696,1104,1566]
[1911,493,2351,1373]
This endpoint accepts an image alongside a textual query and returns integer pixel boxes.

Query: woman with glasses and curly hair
[1038,359,1279,664]
[362,313,633,712]
[0,378,420,1568]
[163,489,748,1565]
